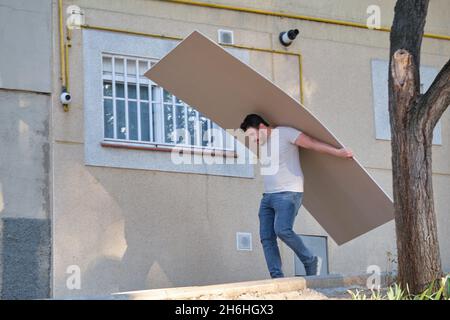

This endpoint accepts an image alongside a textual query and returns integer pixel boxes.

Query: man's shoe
[304,256,322,276]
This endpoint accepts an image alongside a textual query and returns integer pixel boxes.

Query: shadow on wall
[79,166,224,294]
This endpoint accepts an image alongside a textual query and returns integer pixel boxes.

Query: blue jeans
[258,191,314,278]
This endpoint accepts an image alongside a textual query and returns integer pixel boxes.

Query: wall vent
[218,29,234,45]
[236,232,252,251]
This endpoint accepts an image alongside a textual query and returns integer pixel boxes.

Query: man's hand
[336,147,353,159]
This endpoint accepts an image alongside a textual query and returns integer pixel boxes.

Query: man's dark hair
[240,114,270,132]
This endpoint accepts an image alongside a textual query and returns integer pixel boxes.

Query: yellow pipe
[65,27,72,92]
[298,54,304,104]
[163,0,450,41]
[58,0,66,89]
[82,25,305,103]
[83,24,183,41]
[59,0,71,111]
[423,32,450,41]
[64,43,69,91]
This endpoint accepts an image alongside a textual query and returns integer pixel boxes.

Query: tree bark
[389,0,449,294]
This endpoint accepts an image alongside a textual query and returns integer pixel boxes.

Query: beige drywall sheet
[145,30,394,245]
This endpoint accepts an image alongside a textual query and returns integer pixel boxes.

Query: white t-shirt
[260,126,304,193]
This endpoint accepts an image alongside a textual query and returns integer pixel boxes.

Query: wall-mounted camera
[60,90,72,104]
[279,29,299,47]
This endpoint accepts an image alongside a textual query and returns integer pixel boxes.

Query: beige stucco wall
[192,0,450,35]
[52,0,450,298]
[0,0,53,299]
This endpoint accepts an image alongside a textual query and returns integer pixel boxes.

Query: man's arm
[294,133,353,159]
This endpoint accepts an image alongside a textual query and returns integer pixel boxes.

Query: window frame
[83,28,253,178]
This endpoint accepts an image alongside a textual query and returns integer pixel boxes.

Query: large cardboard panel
[145,30,394,245]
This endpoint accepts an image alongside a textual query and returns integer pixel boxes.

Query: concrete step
[107,273,389,300]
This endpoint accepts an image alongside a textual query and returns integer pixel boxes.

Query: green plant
[412,275,450,300]
[386,283,406,300]
[369,287,384,300]
[347,289,367,300]
[348,274,450,300]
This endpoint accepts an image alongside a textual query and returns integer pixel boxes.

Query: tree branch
[416,57,450,130]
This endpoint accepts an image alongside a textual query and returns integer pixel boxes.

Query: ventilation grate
[218,29,234,45]
[236,232,252,251]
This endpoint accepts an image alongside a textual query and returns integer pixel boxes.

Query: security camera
[279,29,299,47]
[60,91,72,104]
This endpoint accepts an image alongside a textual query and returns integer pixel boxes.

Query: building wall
[0,0,52,299]
[52,0,450,298]
[191,0,450,35]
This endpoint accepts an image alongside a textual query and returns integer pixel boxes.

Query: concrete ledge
[113,277,307,300]
[106,273,391,300]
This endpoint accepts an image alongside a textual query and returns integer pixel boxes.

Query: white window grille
[101,53,235,151]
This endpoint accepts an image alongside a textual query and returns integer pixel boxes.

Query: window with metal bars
[102,54,235,151]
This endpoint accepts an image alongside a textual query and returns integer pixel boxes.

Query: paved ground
[191,286,359,300]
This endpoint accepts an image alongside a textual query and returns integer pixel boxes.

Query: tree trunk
[389,0,450,294]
